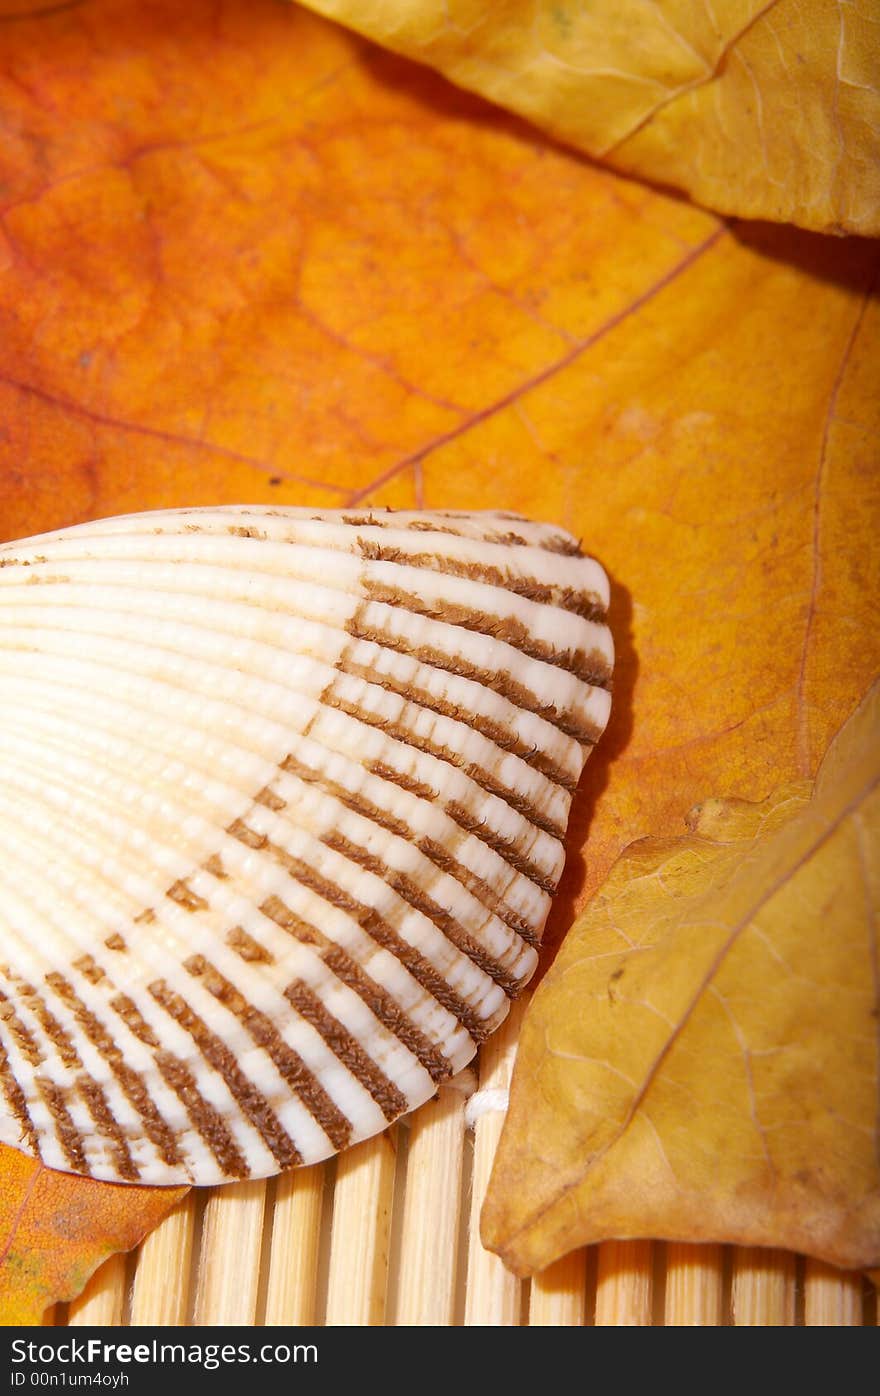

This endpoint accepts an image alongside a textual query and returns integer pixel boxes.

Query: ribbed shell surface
[0,506,613,1185]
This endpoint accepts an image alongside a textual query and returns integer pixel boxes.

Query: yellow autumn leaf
[481,680,880,1276]
[299,0,880,235]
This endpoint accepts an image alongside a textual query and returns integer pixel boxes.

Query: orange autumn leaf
[0,1148,185,1325]
[0,0,877,1323]
[299,0,880,235]
[481,683,880,1275]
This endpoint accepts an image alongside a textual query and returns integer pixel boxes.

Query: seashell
[0,505,613,1186]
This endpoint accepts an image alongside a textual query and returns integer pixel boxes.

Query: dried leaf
[482,682,880,1275]
[0,1148,185,1325]
[0,0,878,1323]
[299,0,880,235]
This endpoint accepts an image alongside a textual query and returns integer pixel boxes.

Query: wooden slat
[594,1240,654,1325]
[129,1193,198,1326]
[263,1163,326,1326]
[731,1247,796,1325]
[192,1179,268,1325]
[464,1000,524,1326]
[393,1080,471,1325]
[529,1250,587,1326]
[664,1242,725,1326]
[324,1130,396,1326]
[803,1258,864,1326]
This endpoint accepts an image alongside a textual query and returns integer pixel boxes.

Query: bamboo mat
[46,1001,876,1328]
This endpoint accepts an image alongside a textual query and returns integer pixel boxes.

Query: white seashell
[0,506,613,1185]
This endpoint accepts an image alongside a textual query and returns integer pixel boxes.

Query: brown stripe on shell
[47,973,182,1168]
[487,528,529,546]
[366,760,436,800]
[72,954,105,985]
[148,978,302,1170]
[36,1077,88,1173]
[254,785,286,812]
[226,926,275,964]
[357,540,607,620]
[360,577,612,689]
[259,895,453,1083]
[404,518,471,536]
[226,819,490,1043]
[166,879,209,913]
[153,1050,249,1179]
[0,988,44,1066]
[346,610,605,744]
[104,933,127,952]
[321,830,524,998]
[23,572,72,586]
[17,982,81,1068]
[259,895,323,948]
[184,954,351,1153]
[109,994,160,1048]
[317,687,563,870]
[0,1042,40,1152]
[341,514,391,528]
[284,979,407,1121]
[281,751,408,840]
[227,525,267,540]
[77,1076,138,1181]
[280,749,540,942]
[226,818,265,851]
[534,531,585,556]
[337,653,578,790]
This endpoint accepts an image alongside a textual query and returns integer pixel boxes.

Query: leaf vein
[346,225,725,506]
[794,283,874,774]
